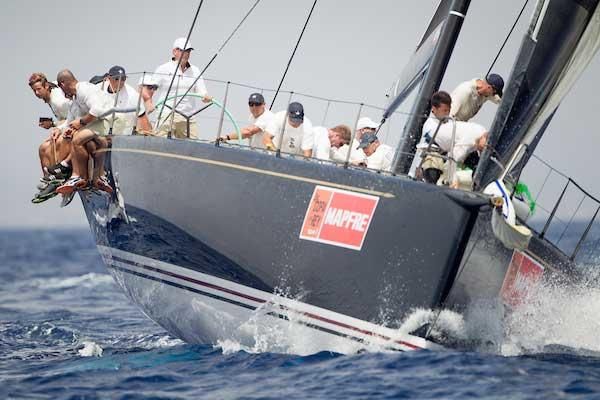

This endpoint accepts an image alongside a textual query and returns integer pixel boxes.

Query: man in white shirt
[263,102,314,157]
[418,91,489,186]
[154,37,212,139]
[450,73,504,122]
[219,93,275,148]
[357,132,395,172]
[55,69,113,195]
[349,116,380,165]
[29,72,73,203]
[312,124,352,162]
[100,66,150,135]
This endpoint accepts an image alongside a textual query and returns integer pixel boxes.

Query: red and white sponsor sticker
[299,186,379,251]
[500,250,545,308]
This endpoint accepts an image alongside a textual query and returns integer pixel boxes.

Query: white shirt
[154,60,207,118]
[66,81,111,123]
[366,143,395,172]
[349,138,367,164]
[331,144,351,163]
[101,82,145,135]
[432,120,487,163]
[312,126,331,160]
[266,111,314,155]
[48,86,71,120]
[450,79,500,122]
[248,109,275,149]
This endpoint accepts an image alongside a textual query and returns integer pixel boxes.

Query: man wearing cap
[263,102,314,157]
[358,133,395,172]
[154,37,212,139]
[54,69,113,195]
[348,116,379,164]
[219,93,275,148]
[450,73,504,122]
[100,66,150,135]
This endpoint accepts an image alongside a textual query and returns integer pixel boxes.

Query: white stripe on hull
[98,245,443,354]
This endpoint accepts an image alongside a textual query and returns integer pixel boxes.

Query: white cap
[138,74,158,86]
[356,117,380,130]
[173,37,194,51]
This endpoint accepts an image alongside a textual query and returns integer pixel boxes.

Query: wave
[27,273,114,290]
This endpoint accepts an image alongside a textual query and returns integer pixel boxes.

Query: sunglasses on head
[248,102,263,107]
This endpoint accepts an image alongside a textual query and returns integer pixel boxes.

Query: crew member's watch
[79,118,87,127]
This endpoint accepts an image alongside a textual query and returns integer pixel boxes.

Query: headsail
[475,0,600,189]
[385,0,471,175]
[382,0,453,116]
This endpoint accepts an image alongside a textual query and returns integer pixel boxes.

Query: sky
[2,0,599,228]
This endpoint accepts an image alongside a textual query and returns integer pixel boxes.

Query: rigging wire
[269,0,318,110]
[159,0,262,125]
[155,0,205,129]
[485,0,530,77]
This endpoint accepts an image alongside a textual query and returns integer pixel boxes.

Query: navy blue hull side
[82,136,490,325]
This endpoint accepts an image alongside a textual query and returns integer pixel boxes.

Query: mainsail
[475,0,600,189]
[385,0,471,175]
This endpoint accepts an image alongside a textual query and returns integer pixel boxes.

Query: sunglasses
[248,102,264,107]
[144,85,158,90]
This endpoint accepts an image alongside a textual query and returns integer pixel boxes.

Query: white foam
[499,274,600,355]
[78,341,103,357]
[32,273,114,290]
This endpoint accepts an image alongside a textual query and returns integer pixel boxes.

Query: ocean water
[2,229,600,399]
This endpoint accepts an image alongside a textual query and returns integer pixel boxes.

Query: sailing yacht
[79,0,600,353]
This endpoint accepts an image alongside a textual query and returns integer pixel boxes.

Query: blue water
[2,230,600,399]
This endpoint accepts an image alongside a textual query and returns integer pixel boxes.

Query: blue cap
[108,65,126,79]
[248,93,265,104]
[358,132,378,149]
[288,102,304,122]
[486,73,504,97]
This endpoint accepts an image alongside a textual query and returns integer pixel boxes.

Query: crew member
[28,72,73,203]
[358,132,395,172]
[450,73,504,122]
[263,102,314,157]
[349,117,380,165]
[54,69,113,194]
[100,65,151,134]
[312,124,352,162]
[219,93,275,148]
[154,37,212,139]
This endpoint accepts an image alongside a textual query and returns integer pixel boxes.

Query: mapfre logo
[300,186,379,250]
[500,250,545,308]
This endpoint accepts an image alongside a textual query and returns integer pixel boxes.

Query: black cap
[248,93,265,104]
[108,65,127,79]
[288,102,304,122]
[358,132,378,149]
[486,73,504,98]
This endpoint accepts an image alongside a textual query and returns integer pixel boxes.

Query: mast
[474,0,600,189]
[390,0,471,175]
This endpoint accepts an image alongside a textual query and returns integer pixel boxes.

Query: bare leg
[38,140,52,174]
[91,137,107,180]
[70,129,98,180]
[56,136,72,163]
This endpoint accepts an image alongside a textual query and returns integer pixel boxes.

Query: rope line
[159,0,262,125]
[270,0,318,110]
[486,0,530,77]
